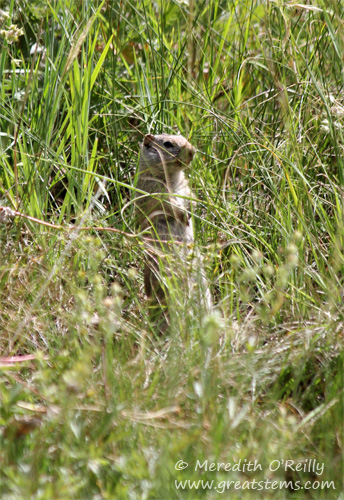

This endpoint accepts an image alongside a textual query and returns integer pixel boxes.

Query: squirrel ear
[143,134,154,147]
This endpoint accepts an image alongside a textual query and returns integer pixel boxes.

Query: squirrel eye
[163,141,174,148]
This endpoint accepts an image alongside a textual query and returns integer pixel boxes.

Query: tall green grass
[0,0,343,498]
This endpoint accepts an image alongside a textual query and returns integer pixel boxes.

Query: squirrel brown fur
[135,133,212,330]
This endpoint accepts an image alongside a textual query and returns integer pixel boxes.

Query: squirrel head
[140,133,195,174]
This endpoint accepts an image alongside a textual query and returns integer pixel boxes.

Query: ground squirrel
[135,133,212,330]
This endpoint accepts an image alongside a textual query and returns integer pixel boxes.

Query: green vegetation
[0,0,343,498]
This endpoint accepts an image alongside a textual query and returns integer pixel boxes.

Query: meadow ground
[0,1,343,498]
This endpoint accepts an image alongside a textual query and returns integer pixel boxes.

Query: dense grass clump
[0,0,343,498]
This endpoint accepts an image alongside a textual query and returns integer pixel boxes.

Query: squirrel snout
[187,145,196,163]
